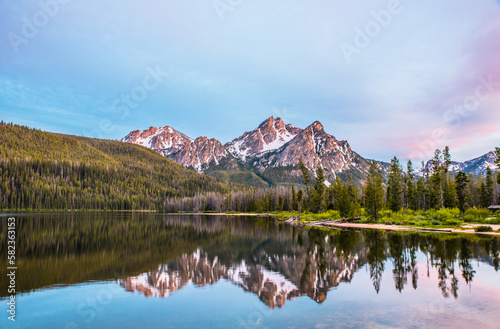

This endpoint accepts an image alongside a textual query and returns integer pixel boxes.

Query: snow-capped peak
[225,116,302,161]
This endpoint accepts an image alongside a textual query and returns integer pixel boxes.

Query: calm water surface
[1,212,499,329]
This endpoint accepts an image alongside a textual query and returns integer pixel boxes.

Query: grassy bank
[272,207,500,229]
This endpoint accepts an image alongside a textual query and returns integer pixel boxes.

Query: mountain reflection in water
[114,215,498,308]
[1,212,498,309]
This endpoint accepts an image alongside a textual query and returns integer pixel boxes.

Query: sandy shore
[315,222,500,236]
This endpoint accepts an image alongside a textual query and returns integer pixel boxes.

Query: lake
[1,212,499,329]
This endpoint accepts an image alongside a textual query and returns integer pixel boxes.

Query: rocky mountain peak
[121,117,390,184]
[225,117,302,161]
[309,121,324,132]
[249,120,374,182]
[259,116,285,129]
[121,125,229,172]
[121,125,193,151]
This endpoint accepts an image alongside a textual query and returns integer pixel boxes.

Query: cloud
[0,0,499,162]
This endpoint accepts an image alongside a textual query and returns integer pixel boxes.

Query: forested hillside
[0,122,231,210]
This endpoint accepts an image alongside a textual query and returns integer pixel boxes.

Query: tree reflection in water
[1,212,499,306]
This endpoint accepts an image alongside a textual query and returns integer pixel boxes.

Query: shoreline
[301,221,500,236]
[2,210,499,236]
[161,212,500,236]
[171,212,274,217]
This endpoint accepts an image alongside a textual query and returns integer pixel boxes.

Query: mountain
[122,126,193,157]
[121,126,232,172]
[416,151,498,177]
[225,116,302,161]
[0,122,231,211]
[449,151,498,175]
[122,117,389,185]
[247,120,383,183]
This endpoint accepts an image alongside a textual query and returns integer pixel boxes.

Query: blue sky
[1,0,499,163]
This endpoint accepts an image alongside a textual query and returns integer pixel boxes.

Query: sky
[0,0,499,164]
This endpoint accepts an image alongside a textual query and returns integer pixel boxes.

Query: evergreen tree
[386,157,403,212]
[455,171,468,216]
[442,147,456,208]
[480,168,494,208]
[406,160,416,210]
[429,147,451,209]
[495,147,500,203]
[298,158,312,212]
[297,190,304,212]
[333,177,351,217]
[313,163,326,213]
[443,146,452,173]
[298,158,310,185]
[364,161,384,221]
[430,149,444,209]
[291,185,298,211]
[495,147,500,171]
[416,178,427,210]
[479,182,488,208]
[347,177,360,217]
[443,174,457,208]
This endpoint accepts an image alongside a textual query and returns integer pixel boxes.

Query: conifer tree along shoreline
[0,122,499,219]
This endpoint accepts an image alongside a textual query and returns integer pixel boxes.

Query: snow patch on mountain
[225,116,302,161]
[415,151,498,177]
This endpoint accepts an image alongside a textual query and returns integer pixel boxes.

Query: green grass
[272,207,500,231]
[272,210,341,222]
[373,207,500,228]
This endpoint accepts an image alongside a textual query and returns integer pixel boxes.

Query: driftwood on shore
[285,216,362,229]
[285,215,301,223]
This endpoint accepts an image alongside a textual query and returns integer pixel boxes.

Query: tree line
[361,146,500,220]
[0,122,232,211]
[164,147,500,219]
[1,122,499,216]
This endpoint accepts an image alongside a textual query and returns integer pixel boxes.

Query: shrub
[303,210,341,221]
[415,220,433,227]
[474,226,493,232]
[379,209,394,220]
[438,208,460,221]
[413,215,427,222]
[464,207,491,222]
[443,219,462,226]
[426,208,460,221]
